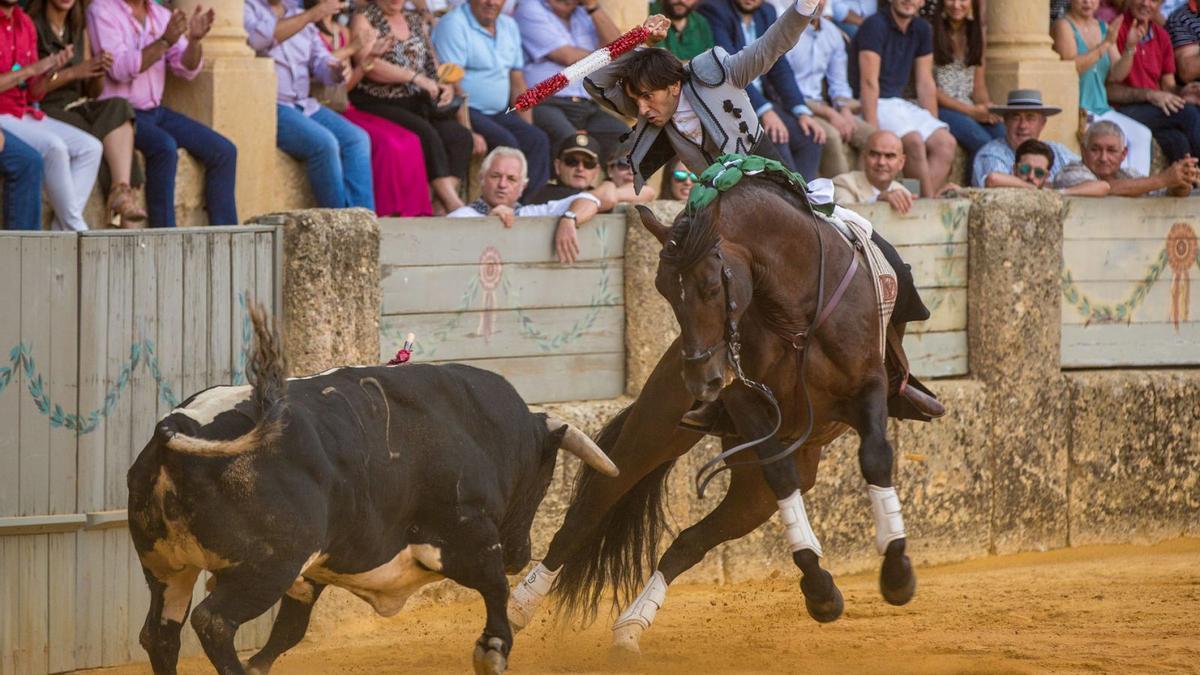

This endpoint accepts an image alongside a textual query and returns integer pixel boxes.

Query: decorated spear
[505,25,650,114]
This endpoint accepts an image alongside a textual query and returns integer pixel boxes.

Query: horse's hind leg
[851,387,916,606]
[611,466,776,655]
[723,386,843,623]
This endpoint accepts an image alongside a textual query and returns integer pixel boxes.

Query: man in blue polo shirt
[849,0,956,197]
[433,0,552,198]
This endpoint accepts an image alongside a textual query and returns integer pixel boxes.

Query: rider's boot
[886,323,945,420]
[679,400,733,435]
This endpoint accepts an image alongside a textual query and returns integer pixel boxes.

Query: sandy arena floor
[96,538,1200,674]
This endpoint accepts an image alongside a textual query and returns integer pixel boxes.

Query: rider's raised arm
[723,2,816,91]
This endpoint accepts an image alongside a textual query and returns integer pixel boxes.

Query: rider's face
[629,82,683,127]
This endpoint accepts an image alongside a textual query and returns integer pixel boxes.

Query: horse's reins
[686,186,860,498]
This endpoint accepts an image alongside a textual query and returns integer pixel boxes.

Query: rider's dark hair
[617,48,687,98]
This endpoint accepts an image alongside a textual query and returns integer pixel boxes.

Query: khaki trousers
[809,110,875,178]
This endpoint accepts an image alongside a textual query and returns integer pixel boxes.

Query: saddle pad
[816,208,896,357]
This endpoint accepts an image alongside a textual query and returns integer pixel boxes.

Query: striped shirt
[1166,5,1200,48]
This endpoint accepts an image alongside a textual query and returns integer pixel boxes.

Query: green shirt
[649,3,715,62]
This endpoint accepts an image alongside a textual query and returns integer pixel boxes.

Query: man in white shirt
[448,147,606,264]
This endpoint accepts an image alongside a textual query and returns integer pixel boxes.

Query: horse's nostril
[706,377,723,392]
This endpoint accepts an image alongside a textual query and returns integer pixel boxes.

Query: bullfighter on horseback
[590,5,944,425]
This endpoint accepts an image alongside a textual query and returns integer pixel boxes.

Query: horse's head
[637,205,752,402]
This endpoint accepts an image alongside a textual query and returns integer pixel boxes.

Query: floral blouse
[356,4,436,100]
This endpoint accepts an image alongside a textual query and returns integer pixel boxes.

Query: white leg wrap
[507,562,559,630]
[777,490,823,557]
[868,485,907,555]
[612,571,669,653]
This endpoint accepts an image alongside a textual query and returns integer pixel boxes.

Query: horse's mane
[659,176,814,270]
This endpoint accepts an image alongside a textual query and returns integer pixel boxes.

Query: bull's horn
[546,416,619,477]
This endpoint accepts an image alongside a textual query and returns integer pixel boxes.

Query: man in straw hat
[971,89,1081,187]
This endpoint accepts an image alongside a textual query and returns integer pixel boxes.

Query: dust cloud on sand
[95,538,1200,674]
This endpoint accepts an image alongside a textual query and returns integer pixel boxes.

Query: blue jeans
[938,108,1004,156]
[772,112,824,180]
[277,104,374,210]
[1114,102,1200,163]
[469,108,551,201]
[0,130,43,230]
[135,106,237,228]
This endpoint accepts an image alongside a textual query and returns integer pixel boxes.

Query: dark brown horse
[506,177,917,654]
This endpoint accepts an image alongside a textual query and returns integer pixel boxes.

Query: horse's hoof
[800,571,844,623]
[472,637,508,675]
[611,622,644,656]
[880,545,916,606]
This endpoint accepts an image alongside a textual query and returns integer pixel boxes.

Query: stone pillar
[985,0,1081,151]
[165,0,279,223]
[623,201,681,396]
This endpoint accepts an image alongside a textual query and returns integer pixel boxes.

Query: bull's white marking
[868,485,906,554]
[171,385,252,426]
[144,468,237,574]
[507,562,558,631]
[161,568,201,625]
[612,571,668,654]
[303,545,444,617]
[777,490,823,556]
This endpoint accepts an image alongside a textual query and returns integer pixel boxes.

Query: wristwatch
[561,210,578,222]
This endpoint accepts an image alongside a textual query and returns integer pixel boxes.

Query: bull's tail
[162,303,288,456]
[552,405,676,626]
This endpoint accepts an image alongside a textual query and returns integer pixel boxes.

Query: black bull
[128,308,617,675]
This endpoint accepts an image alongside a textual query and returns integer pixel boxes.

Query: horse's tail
[552,404,675,625]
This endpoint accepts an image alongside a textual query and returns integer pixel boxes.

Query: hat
[608,155,631,168]
[556,131,600,161]
[988,89,1062,116]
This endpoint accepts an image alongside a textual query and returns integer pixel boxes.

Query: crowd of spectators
[1,0,1197,233]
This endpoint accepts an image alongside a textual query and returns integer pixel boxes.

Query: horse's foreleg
[723,386,844,623]
[853,388,916,606]
[611,467,776,655]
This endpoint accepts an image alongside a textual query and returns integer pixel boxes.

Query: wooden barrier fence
[378,215,626,403]
[0,227,281,674]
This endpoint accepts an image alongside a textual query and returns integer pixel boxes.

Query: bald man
[833,131,916,213]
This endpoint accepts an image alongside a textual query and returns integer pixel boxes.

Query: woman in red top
[0,0,103,230]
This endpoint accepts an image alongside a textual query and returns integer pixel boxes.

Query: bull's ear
[636,205,670,245]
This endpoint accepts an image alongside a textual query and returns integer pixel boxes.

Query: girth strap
[814,254,859,333]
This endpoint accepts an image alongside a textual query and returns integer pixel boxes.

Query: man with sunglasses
[532,131,658,206]
[984,138,1110,195]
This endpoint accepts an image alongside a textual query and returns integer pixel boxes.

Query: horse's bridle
[679,199,861,497]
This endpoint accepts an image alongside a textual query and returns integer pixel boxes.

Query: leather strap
[814,253,858,333]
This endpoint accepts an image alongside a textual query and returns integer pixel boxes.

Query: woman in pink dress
[313,8,432,217]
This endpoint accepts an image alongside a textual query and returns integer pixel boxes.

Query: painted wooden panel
[894,243,966,288]
[0,239,20,522]
[382,260,624,315]
[382,306,623,362]
[907,288,966,334]
[379,214,627,266]
[858,199,970,245]
[903,331,968,379]
[425,352,625,404]
[1061,198,1200,367]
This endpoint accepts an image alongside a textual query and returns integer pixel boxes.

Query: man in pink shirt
[88,0,238,227]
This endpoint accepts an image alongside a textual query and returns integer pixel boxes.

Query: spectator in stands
[516,0,628,161]
[350,0,472,214]
[449,146,604,264]
[1053,0,1154,177]
[985,137,1111,194]
[660,157,697,200]
[0,2,101,232]
[1166,0,1200,84]
[606,154,634,187]
[650,0,714,61]
[831,0,876,37]
[699,0,826,178]
[29,0,145,228]
[531,131,656,207]
[1106,0,1200,164]
[0,131,43,229]
[933,0,1004,168]
[850,0,957,197]
[89,0,238,228]
[432,0,551,200]
[310,1,433,216]
[779,2,872,177]
[1056,119,1198,195]
[833,130,915,213]
[972,89,1080,186]
[246,0,375,211]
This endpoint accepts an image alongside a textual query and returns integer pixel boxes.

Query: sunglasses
[1016,163,1048,179]
[673,169,699,182]
[563,155,598,169]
